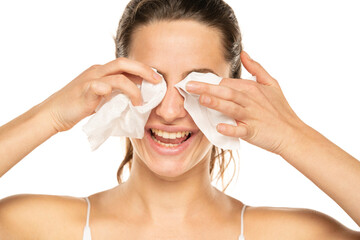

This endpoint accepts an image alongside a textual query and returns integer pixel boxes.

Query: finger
[219,78,271,105]
[240,51,279,87]
[186,81,252,107]
[83,80,112,104]
[98,57,163,84]
[100,74,143,106]
[88,80,112,98]
[220,78,273,108]
[199,94,248,120]
[217,122,248,138]
[220,77,257,89]
[122,72,143,85]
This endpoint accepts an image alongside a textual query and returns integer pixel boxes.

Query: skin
[0,20,359,239]
[122,20,229,223]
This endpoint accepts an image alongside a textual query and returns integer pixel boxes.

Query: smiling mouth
[150,128,192,147]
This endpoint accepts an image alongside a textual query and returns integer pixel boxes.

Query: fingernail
[186,82,200,91]
[153,73,163,82]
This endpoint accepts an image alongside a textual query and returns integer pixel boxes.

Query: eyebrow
[156,68,217,79]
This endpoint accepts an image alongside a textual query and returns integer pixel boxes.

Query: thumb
[241,51,278,87]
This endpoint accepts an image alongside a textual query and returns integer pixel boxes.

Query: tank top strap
[238,204,247,240]
[82,197,92,240]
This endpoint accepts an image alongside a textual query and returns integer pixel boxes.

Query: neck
[119,153,218,224]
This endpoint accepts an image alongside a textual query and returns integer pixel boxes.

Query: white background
[0,0,359,231]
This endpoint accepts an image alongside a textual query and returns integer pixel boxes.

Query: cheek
[189,134,213,163]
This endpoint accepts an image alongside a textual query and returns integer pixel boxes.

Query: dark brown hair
[115,0,242,192]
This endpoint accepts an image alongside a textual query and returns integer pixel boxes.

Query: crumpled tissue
[174,72,240,150]
[83,70,241,151]
[82,73,166,150]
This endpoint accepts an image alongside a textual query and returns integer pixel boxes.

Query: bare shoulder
[242,204,360,240]
[0,193,88,240]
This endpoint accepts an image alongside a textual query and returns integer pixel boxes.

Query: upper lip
[146,125,198,133]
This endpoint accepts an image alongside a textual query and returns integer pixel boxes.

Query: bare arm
[0,103,57,177]
[186,51,360,230]
[280,123,360,227]
[0,58,162,179]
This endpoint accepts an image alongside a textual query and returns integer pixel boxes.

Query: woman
[0,0,359,239]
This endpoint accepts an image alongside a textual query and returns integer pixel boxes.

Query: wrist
[278,121,318,160]
[34,100,60,135]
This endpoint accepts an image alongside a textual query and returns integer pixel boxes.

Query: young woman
[0,0,359,239]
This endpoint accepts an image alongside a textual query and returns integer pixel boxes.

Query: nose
[155,85,187,123]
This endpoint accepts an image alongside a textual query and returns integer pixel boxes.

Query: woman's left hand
[186,51,306,155]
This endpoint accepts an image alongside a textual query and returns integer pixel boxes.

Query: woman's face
[128,20,230,178]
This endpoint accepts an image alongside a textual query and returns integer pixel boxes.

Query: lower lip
[145,130,196,156]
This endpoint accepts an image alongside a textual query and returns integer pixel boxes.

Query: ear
[240,51,279,87]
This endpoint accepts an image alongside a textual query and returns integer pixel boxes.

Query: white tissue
[82,75,166,150]
[175,72,240,150]
[83,71,241,151]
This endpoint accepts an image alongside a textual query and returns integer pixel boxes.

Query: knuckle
[203,84,210,93]
[116,74,127,83]
[246,83,259,93]
[89,80,108,94]
[219,78,230,86]
[114,75,136,93]
[116,57,127,62]
[253,60,262,68]
[86,64,103,77]
[220,78,237,88]
[116,57,127,67]
[139,61,149,70]
[89,64,102,71]
[226,88,237,100]
[230,104,239,116]
[211,96,219,108]
[244,79,256,86]
[89,79,97,87]
[87,80,96,91]
[272,77,280,85]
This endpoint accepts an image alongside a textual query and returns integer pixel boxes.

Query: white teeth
[151,129,191,140]
[151,134,181,147]
[150,128,192,148]
[168,132,177,139]
[163,131,169,138]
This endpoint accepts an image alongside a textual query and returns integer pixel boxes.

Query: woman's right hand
[41,57,162,132]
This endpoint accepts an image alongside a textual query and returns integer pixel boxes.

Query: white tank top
[82,197,247,240]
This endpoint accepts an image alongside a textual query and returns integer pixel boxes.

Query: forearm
[280,123,360,227]
[0,102,58,177]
